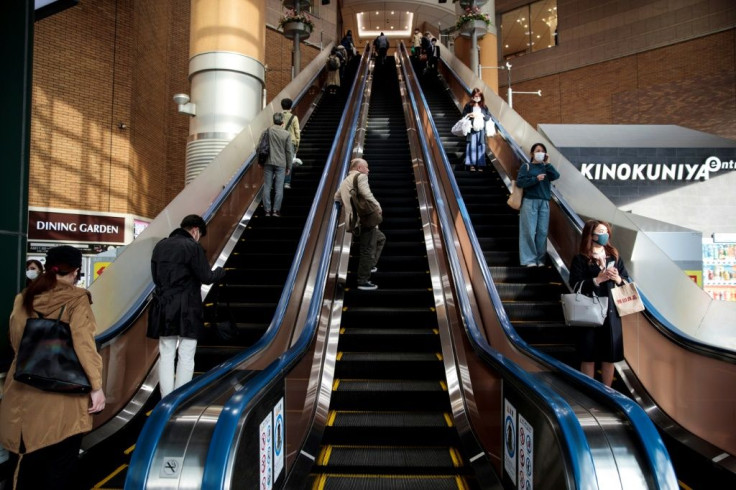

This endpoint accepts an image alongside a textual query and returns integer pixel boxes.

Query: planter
[282,21,312,40]
[460,19,489,38]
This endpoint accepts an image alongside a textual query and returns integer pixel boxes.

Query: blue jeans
[519,198,550,265]
[263,164,285,212]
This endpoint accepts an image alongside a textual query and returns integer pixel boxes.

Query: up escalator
[419,74,579,370]
[199,89,352,370]
[308,57,477,489]
[70,64,359,489]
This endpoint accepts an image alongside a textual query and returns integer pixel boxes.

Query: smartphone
[606,261,615,269]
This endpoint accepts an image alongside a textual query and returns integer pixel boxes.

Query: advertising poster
[503,399,517,485]
[518,414,534,490]
[259,412,273,490]
[273,398,285,481]
[703,241,736,301]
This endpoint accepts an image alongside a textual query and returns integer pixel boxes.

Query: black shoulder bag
[14,305,92,393]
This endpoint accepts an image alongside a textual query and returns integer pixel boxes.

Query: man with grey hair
[261,112,294,217]
[335,158,386,290]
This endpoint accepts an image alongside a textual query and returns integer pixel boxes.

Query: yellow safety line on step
[449,447,463,467]
[439,380,448,391]
[455,475,468,490]
[312,474,327,490]
[339,327,345,334]
[444,413,454,427]
[93,464,128,489]
[327,410,337,426]
[332,379,341,390]
[317,445,333,465]
[435,353,443,361]
[433,328,439,335]
[124,444,136,455]
[336,352,343,361]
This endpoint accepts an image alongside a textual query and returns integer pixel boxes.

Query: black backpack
[327,56,339,71]
[257,128,270,165]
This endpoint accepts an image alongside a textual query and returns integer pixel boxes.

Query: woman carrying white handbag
[569,220,631,387]
[460,88,492,171]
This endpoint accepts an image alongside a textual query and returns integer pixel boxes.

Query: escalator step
[310,473,467,490]
[334,379,446,393]
[329,411,451,429]
[317,445,463,470]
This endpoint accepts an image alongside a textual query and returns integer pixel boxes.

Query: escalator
[416,60,735,488]
[199,89,352,371]
[68,57,362,489]
[307,57,477,489]
[418,74,575,368]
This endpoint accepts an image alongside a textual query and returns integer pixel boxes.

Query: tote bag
[14,305,92,393]
[611,281,645,316]
[507,181,523,210]
[561,283,608,327]
[451,117,471,137]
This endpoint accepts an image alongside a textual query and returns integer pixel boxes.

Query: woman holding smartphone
[516,142,560,266]
[569,220,630,387]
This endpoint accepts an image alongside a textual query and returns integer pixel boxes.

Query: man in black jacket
[147,215,226,397]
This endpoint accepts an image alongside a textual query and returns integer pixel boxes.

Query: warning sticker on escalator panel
[503,399,517,485]
[259,412,273,490]
[518,414,534,490]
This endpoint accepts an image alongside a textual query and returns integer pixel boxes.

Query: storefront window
[501,0,557,60]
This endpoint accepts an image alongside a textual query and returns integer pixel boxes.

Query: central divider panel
[308,57,477,490]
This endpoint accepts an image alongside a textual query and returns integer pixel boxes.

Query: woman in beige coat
[0,245,105,489]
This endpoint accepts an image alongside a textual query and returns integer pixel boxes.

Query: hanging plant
[455,6,492,30]
[278,8,314,31]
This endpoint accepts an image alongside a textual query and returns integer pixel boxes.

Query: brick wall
[30,0,190,219]
[509,30,736,140]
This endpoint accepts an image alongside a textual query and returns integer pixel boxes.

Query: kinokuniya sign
[29,210,125,244]
[579,156,736,182]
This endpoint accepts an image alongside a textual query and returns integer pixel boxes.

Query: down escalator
[308,57,477,489]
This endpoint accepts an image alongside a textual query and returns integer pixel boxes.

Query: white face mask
[534,152,546,162]
[473,97,481,102]
[26,270,39,281]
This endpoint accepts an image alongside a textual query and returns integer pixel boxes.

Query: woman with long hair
[516,142,560,266]
[461,88,492,171]
[24,259,43,286]
[569,220,630,387]
[0,245,105,489]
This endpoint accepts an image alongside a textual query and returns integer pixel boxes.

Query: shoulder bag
[507,163,529,210]
[349,173,382,234]
[14,305,92,393]
[561,282,608,327]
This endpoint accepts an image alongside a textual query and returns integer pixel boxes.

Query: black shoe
[357,281,378,291]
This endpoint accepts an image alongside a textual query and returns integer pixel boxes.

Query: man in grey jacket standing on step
[262,112,294,217]
[335,158,386,290]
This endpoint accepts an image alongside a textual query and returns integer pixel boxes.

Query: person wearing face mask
[147,215,226,397]
[0,245,105,489]
[569,220,630,387]
[461,88,492,172]
[25,259,44,286]
[516,142,560,266]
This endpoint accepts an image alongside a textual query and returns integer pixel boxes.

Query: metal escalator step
[311,473,467,490]
[334,380,446,393]
[317,445,463,469]
[339,352,441,362]
[329,411,451,429]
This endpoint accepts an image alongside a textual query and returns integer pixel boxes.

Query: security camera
[173,93,190,105]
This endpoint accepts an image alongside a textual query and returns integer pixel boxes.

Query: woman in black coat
[569,219,630,387]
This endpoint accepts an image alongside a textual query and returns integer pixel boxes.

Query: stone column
[184,0,267,182]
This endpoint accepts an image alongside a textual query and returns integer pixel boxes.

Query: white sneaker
[371,266,378,273]
[284,183,291,189]
[357,281,378,291]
